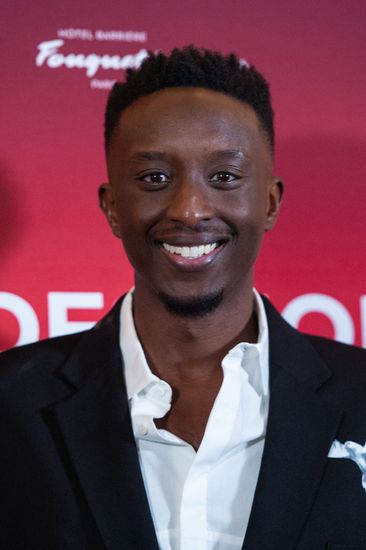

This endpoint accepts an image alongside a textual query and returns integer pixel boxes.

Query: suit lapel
[243,298,344,550]
[48,298,159,550]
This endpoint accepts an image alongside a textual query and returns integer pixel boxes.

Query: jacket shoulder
[0,332,86,387]
[307,333,366,367]
[0,296,124,390]
[306,334,366,409]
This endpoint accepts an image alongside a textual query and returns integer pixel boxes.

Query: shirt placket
[178,355,243,548]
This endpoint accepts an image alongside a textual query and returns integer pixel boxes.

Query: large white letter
[36,39,64,66]
[282,293,355,345]
[48,292,104,337]
[0,292,39,347]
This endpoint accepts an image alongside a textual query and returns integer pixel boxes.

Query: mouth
[162,242,219,259]
[159,240,226,268]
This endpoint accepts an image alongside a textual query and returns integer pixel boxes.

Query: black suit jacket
[1,296,366,550]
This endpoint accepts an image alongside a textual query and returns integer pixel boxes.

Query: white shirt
[120,289,269,550]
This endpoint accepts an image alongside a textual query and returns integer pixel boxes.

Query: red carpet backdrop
[1,0,365,350]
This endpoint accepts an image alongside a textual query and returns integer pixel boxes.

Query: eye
[141,172,170,185]
[142,172,168,183]
[209,171,239,186]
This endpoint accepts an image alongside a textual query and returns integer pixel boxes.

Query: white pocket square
[328,439,366,491]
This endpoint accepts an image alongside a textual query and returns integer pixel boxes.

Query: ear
[98,183,121,238]
[265,177,284,232]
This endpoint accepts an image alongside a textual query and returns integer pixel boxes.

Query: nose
[166,180,214,226]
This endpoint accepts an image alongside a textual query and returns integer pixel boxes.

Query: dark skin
[99,87,283,449]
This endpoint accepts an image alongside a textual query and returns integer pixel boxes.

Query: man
[1,47,366,550]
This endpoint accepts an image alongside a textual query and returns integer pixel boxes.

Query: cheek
[229,221,266,282]
[116,226,147,275]
[241,222,266,254]
[113,201,143,239]
[224,186,269,232]
[114,197,160,266]
[112,200,143,257]
[115,188,163,230]
[236,216,266,250]
[227,195,268,265]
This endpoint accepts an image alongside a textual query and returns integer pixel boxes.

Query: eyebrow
[128,149,248,163]
[128,151,167,162]
[208,149,247,160]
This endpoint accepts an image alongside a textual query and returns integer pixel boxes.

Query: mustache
[153,220,235,240]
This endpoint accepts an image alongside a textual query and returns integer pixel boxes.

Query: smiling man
[1,47,366,550]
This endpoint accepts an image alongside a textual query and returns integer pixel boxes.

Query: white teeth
[162,242,218,259]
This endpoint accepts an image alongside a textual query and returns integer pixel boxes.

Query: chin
[158,289,224,318]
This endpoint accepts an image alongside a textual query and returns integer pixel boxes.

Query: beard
[158,288,224,318]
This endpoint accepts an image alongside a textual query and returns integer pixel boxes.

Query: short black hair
[104,46,274,153]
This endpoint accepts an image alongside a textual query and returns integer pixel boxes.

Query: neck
[132,278,257,383]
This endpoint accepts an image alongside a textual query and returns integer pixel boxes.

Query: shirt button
[138,424,148,436]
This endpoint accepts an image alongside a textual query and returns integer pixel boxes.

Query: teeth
[162,242,218,259]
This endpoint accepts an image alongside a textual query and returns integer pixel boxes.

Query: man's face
[100,87,282,311]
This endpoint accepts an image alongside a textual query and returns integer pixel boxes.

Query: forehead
[109,87,269,160]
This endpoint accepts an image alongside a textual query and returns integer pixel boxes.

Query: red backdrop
[1,0,365,350]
